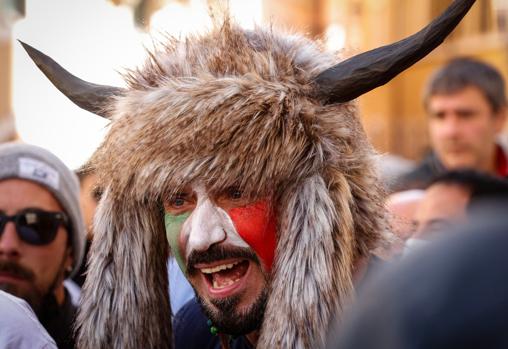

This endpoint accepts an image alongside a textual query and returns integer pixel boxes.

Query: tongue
[212,261,249,288]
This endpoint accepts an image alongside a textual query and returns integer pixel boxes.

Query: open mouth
[198,259,250,294]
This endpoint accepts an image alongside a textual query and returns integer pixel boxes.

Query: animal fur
[77,19,386,348]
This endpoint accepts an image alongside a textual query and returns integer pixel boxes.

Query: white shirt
[0,290,57,349]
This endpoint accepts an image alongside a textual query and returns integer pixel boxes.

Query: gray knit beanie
[0,142,85,277]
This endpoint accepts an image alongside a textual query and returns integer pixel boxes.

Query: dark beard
[0,260,63,316]
[196,286,268,336]
[0,260,45,313]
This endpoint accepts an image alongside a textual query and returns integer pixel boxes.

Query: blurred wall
[263,0,508,160]
[358,0,508,160]
[4,0,506,162]
[0,0,24,142]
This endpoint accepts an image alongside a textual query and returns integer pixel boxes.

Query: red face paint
[228,201,277,272]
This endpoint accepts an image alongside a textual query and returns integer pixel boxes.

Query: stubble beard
[0,260,45,314]
[0,259,65,317]
[196,285,268,336]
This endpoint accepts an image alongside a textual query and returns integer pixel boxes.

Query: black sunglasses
[0,208,69,246]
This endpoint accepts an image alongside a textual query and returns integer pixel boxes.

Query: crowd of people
[1,1,507,348]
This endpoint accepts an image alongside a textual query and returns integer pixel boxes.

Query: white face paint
[180,185,249,260]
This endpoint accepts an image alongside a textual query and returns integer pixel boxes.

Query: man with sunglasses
[0,142,85,349]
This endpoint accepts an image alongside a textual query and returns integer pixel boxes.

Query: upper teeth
[201,261,240,274]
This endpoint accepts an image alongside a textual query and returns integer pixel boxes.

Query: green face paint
[164,212,191,273]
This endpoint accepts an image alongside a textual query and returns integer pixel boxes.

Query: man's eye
[92,186,103,202]
[431,112,445,120]
[172,197,186,207]
[458,111,475,119]
[227,187,242,200]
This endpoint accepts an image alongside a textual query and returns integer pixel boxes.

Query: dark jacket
[390,145,508,193]
[329,206,508,349]
[173,298,253,349]
[389,152,444,193]
[39,290,77,349]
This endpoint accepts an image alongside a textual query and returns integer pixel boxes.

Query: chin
[186,245,271,334]
[197,286,268,336]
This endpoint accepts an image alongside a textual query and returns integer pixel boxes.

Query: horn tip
[18,40,40,61]
[17,39,31,51]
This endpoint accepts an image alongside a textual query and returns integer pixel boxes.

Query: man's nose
[0,222,22,258]
[440,114,462,137]
[187,199,227,254]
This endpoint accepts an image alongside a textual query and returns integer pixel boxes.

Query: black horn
[19,41,125,118]
[315,0,476,104]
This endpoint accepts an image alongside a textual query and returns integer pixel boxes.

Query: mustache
[187,244,259,274]
[0,260,35,281]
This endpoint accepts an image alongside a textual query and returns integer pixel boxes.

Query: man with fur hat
[21,1,475,347]
[0,142,85,349]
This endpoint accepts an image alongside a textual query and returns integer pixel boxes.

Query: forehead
[428,86,493,112]
[415,183,470,223]
[0,178,62,213]
[386,191,424,220]
[167,181,267,201]
[80,173,97,193]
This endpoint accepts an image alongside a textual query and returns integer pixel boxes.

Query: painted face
[164,185,277,273]
[163,184,277,334]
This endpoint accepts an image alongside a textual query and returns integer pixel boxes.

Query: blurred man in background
[72,168,101,287]
[385,189,425,257]
[394,58,507,192]
[0,143,85,349]
[404,169,508,255]
[76,168,100,243]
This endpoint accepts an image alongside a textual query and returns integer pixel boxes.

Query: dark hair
[423,57,507,112]
[75,166,103,201]
[430,169,508,204]
[75,166,94,183]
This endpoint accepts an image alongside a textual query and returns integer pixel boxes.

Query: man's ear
[494,106,507,133]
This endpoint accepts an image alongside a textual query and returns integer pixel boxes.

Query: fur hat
[21,1,475,347]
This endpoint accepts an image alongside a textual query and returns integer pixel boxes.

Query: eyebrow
[171,191,193,199]
[170,189,195,199]
[430,107,478,116]
[420,218,454,231]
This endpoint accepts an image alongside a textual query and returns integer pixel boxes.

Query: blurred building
[262,0,508,160]
[96,0,508,160]
[2,0,507,162]
[0,0,24,142]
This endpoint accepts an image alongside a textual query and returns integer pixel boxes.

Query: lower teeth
[212,278,239,289]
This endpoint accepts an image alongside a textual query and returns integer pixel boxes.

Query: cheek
[228,201,277,272]
[28,233,67,282]
[164,212,190,272]
[472,123,493,141]
[431,123,448,139]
